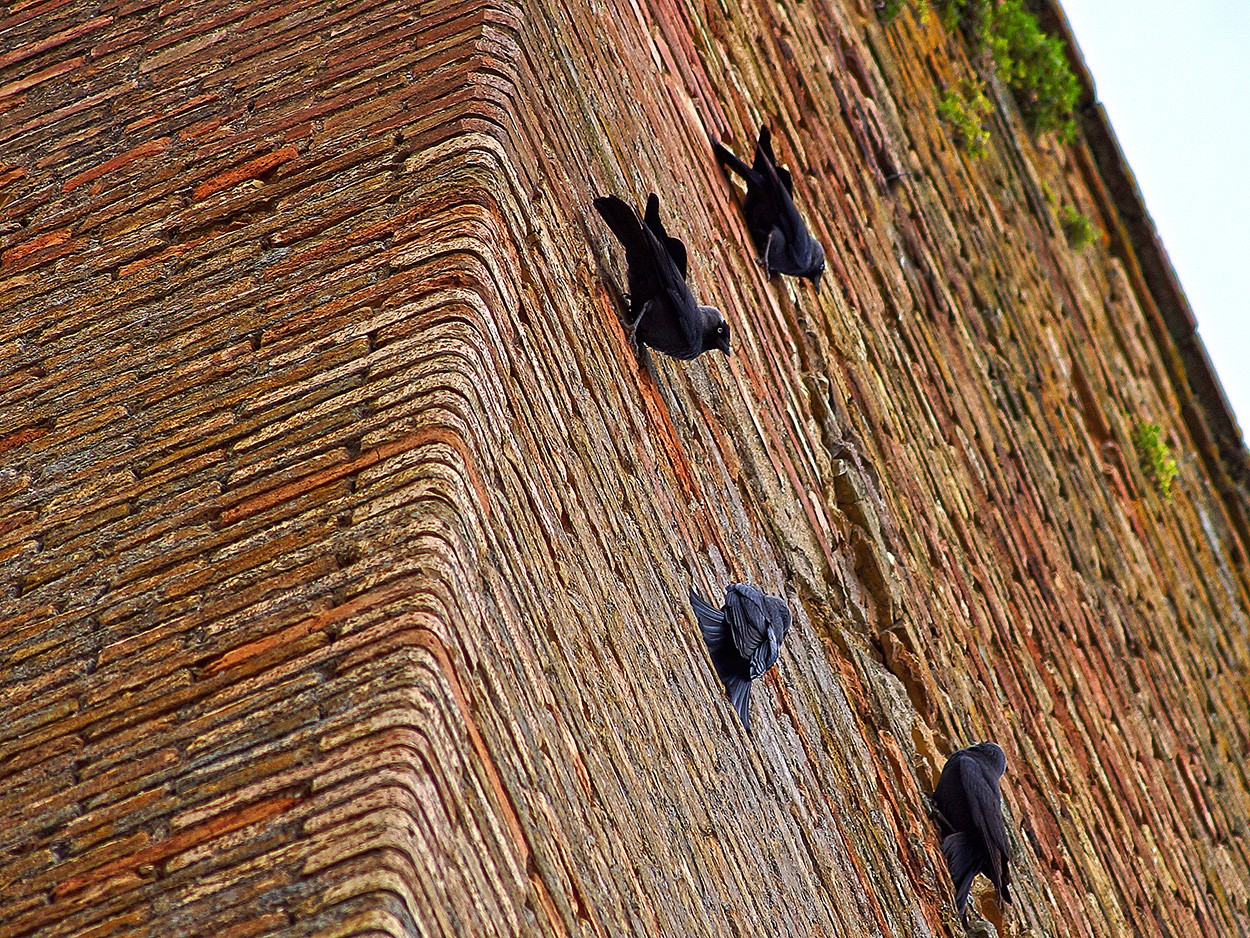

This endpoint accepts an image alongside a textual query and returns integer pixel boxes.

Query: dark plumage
[592,193,731,360]
[689,584,792,732]
[713,125,826,287]
[933,742,1012,912]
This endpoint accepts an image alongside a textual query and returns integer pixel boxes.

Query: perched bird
[713,125,826,287]
[932,742,1012,913]
[689,584,792,732]
[592,193,731,360]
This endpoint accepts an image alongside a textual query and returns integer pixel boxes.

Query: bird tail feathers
[724,673,752,732]
[593,196,644,250]
[941,832,981,912]
[713,142,753,182]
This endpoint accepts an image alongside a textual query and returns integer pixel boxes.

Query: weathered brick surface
[2,0,1248,936]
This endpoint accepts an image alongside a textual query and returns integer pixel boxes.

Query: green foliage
[937,0,985,33]
[938,81,992,158]
[884,0,1081,143]
[1059,205,1096,249]
[877,0,930,22]
[877,0,906,20]
[984,0,1080,139]
[1132,422,1178,501]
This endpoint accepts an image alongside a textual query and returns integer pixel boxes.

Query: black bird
[592,193,731,360]
[689,584,792,732]
[713,125,826,287]
[933,742,1012,913]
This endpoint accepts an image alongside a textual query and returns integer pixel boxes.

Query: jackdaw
[713,125,826,287]
[592,193,731,360]
[689,584,792,732]
[933,741,1012,912]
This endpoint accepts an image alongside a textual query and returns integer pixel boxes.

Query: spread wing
[959,757,1010,895]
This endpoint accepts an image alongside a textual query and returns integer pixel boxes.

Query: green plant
[984,0,1080,139]
[884,0,1081,144]
[938,81,992,157]
[937,0,985,33]
[877,0,906,20]
[877,0,930,22]
[1132,422,1178,501]
[1059,205,1095,249]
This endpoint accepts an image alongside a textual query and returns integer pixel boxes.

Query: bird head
[705,311,732,355]
[970,741,1008,777]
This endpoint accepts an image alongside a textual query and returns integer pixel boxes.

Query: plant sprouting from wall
[882,0,1081,143]
[876,0,930,22]
[1132,422,1178,501]
[1059,205,1096,249]
[984,0,1080,140]
[877,0,906,20]
[938,80,992,158]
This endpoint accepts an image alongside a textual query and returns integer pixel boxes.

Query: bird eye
[718,325,727,335]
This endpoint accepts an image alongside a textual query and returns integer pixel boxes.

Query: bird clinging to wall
[713,124,826,288]
[689,584,792,732]
[932,741,1013,913]
[592,193,731,360]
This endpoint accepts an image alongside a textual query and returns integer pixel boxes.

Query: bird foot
[626,309,646,346]
[925,797,955,836]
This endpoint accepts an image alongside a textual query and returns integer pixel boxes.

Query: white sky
[1060,0,1249,435]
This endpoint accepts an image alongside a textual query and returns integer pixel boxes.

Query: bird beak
[812,270,823,294]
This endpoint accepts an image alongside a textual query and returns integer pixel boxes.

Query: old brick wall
[2,0,1248,936]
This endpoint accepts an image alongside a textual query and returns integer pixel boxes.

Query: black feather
[933,742,1012,911]
[690,584,792,732]
[593,194,730,359]
[713,125,825,286]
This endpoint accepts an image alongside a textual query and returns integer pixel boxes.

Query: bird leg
[924,795,956,837]
[625,302,648,346]
[755,230,776,278]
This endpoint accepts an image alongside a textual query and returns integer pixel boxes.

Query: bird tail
[712,141,752,181]
[941,832,981,912]
[593,195,644,251]
[690,589,754,731]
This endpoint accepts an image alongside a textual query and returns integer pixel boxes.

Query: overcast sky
[1060,0,1249,435]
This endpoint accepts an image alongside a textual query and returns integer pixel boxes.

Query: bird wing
[644,193,689,279]
[959,757,1011,896]
[635,197,705,356]
[753,125,776,174]
[747,595,792,679]
[754,126,795,196]
[724,584,771,662]
[774,163,794,195]
[766,595,793,643]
